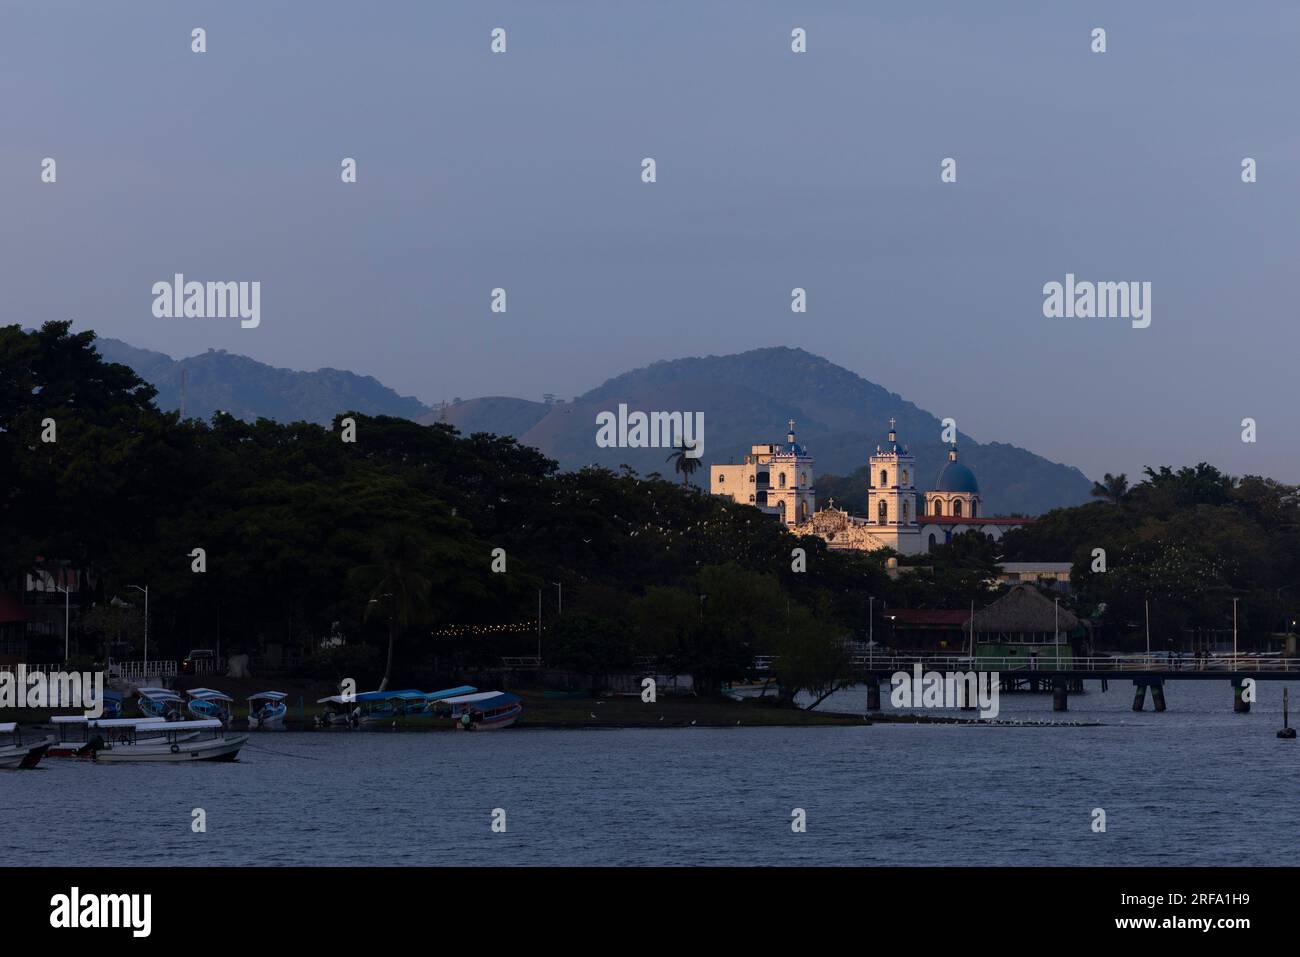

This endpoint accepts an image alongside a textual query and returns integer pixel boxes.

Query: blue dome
[935,460,979,494]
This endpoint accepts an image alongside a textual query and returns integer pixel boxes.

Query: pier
[753,654,1300,713]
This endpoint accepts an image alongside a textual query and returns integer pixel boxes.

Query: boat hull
[453,709,521,731]
[93,734,248,763]
[0,737,54,769]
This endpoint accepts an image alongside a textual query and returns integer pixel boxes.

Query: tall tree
[1090,472,1130,505]
[349,528,433,690]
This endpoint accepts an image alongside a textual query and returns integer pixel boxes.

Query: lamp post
[55,584,70,662]
[129,584,149,675]
[1232,597,1239,668]
[551,582,562,616]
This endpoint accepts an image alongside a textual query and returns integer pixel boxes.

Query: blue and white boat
[439,691,523,731]
[356,686,477,726]
[102,690,124,719]
[137,687,185,720]
[247,691,288,729]
[186,688,234,725]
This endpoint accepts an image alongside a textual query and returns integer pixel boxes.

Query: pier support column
[1151,681,1166,712]
[1052,677,1068,712]
[1132,682,1147,711]
[1233,678,1251,714]
[866,679,882,712]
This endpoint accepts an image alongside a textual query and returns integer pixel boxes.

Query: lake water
[5,679,1298,866]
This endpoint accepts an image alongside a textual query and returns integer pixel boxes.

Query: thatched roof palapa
[969,584,1078,634]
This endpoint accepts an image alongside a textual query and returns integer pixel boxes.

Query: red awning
[0,593,30,624]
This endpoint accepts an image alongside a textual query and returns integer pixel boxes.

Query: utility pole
[1233,597,1239,668]
[129,584,149,676]
[1145,598,1151,665]
[55,583,71,662]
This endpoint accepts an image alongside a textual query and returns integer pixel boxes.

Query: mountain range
[94,338,1094,515]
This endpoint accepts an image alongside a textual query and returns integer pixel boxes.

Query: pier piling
[1233,678,1251,714]
[1132,683,1147,712]
[1151,682,1166,712]
[866,679,882,712]
[1052,677,1068,712]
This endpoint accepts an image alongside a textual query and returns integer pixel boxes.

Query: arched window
[971,500,977,518]
[953,499,963,518]
[880,470,889,488]
[800,472,807,486]
[779,473,787,488]
[903,501,910,523]
[718,474,725,484]
[778,500,787,520]
[748,474,755,484]
[799,500,808,521]
[901,469,908,486]
[748,494,755,503]
[928,533,937,550]
[933,500,942,517]
[878,500,888,524]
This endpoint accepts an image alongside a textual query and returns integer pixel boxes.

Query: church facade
[712,419,1024,554]
[709,420,815,527]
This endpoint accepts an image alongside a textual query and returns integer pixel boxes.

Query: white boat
[315,694,360,728]
[437,691,523,731]
[0,722,55,769]
[247,691,288,729]
[47,716,172,758]
[90,718,248,763]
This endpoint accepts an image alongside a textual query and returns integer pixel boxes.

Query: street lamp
[129,584,149,675]
[551,582,562,616]
[54,584,71,662]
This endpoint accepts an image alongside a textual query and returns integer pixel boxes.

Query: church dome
[935,460,979,494]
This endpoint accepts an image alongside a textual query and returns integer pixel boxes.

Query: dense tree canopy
[4,323,1295,692]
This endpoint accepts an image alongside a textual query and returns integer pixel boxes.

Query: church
[710,419,1024,555]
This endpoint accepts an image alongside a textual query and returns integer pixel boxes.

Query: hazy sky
[3,1,1297,484]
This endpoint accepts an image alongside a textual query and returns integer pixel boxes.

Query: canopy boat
[247,691,288,729]
[315,694,360,728]
[137,687,185,720]
[438,691,523,731]
[186,687,234,725]
[89,719,248,763]
[356,685,478,727]
[0,722,55,769]
[48,716,172,758]
[316,686,476,728]
[102,690,124,719]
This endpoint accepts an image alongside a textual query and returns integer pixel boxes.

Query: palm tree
[349,528,432,691]
[1090,472,1129,505]
[666,442,701,488]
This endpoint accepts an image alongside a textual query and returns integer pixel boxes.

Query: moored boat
[247,691,288,729]
[0,722,55,769]
[186,687,234,725]
[439,691,523,731]
[137,687,185,720]
[89,718,248,763]
[48,716,173,757]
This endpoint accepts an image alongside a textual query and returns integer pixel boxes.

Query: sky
[2,0,1297,484]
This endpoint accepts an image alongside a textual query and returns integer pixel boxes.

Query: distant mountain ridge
[97,337,1093,515]
[423,347,1095,516]
[95,338,431,425]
